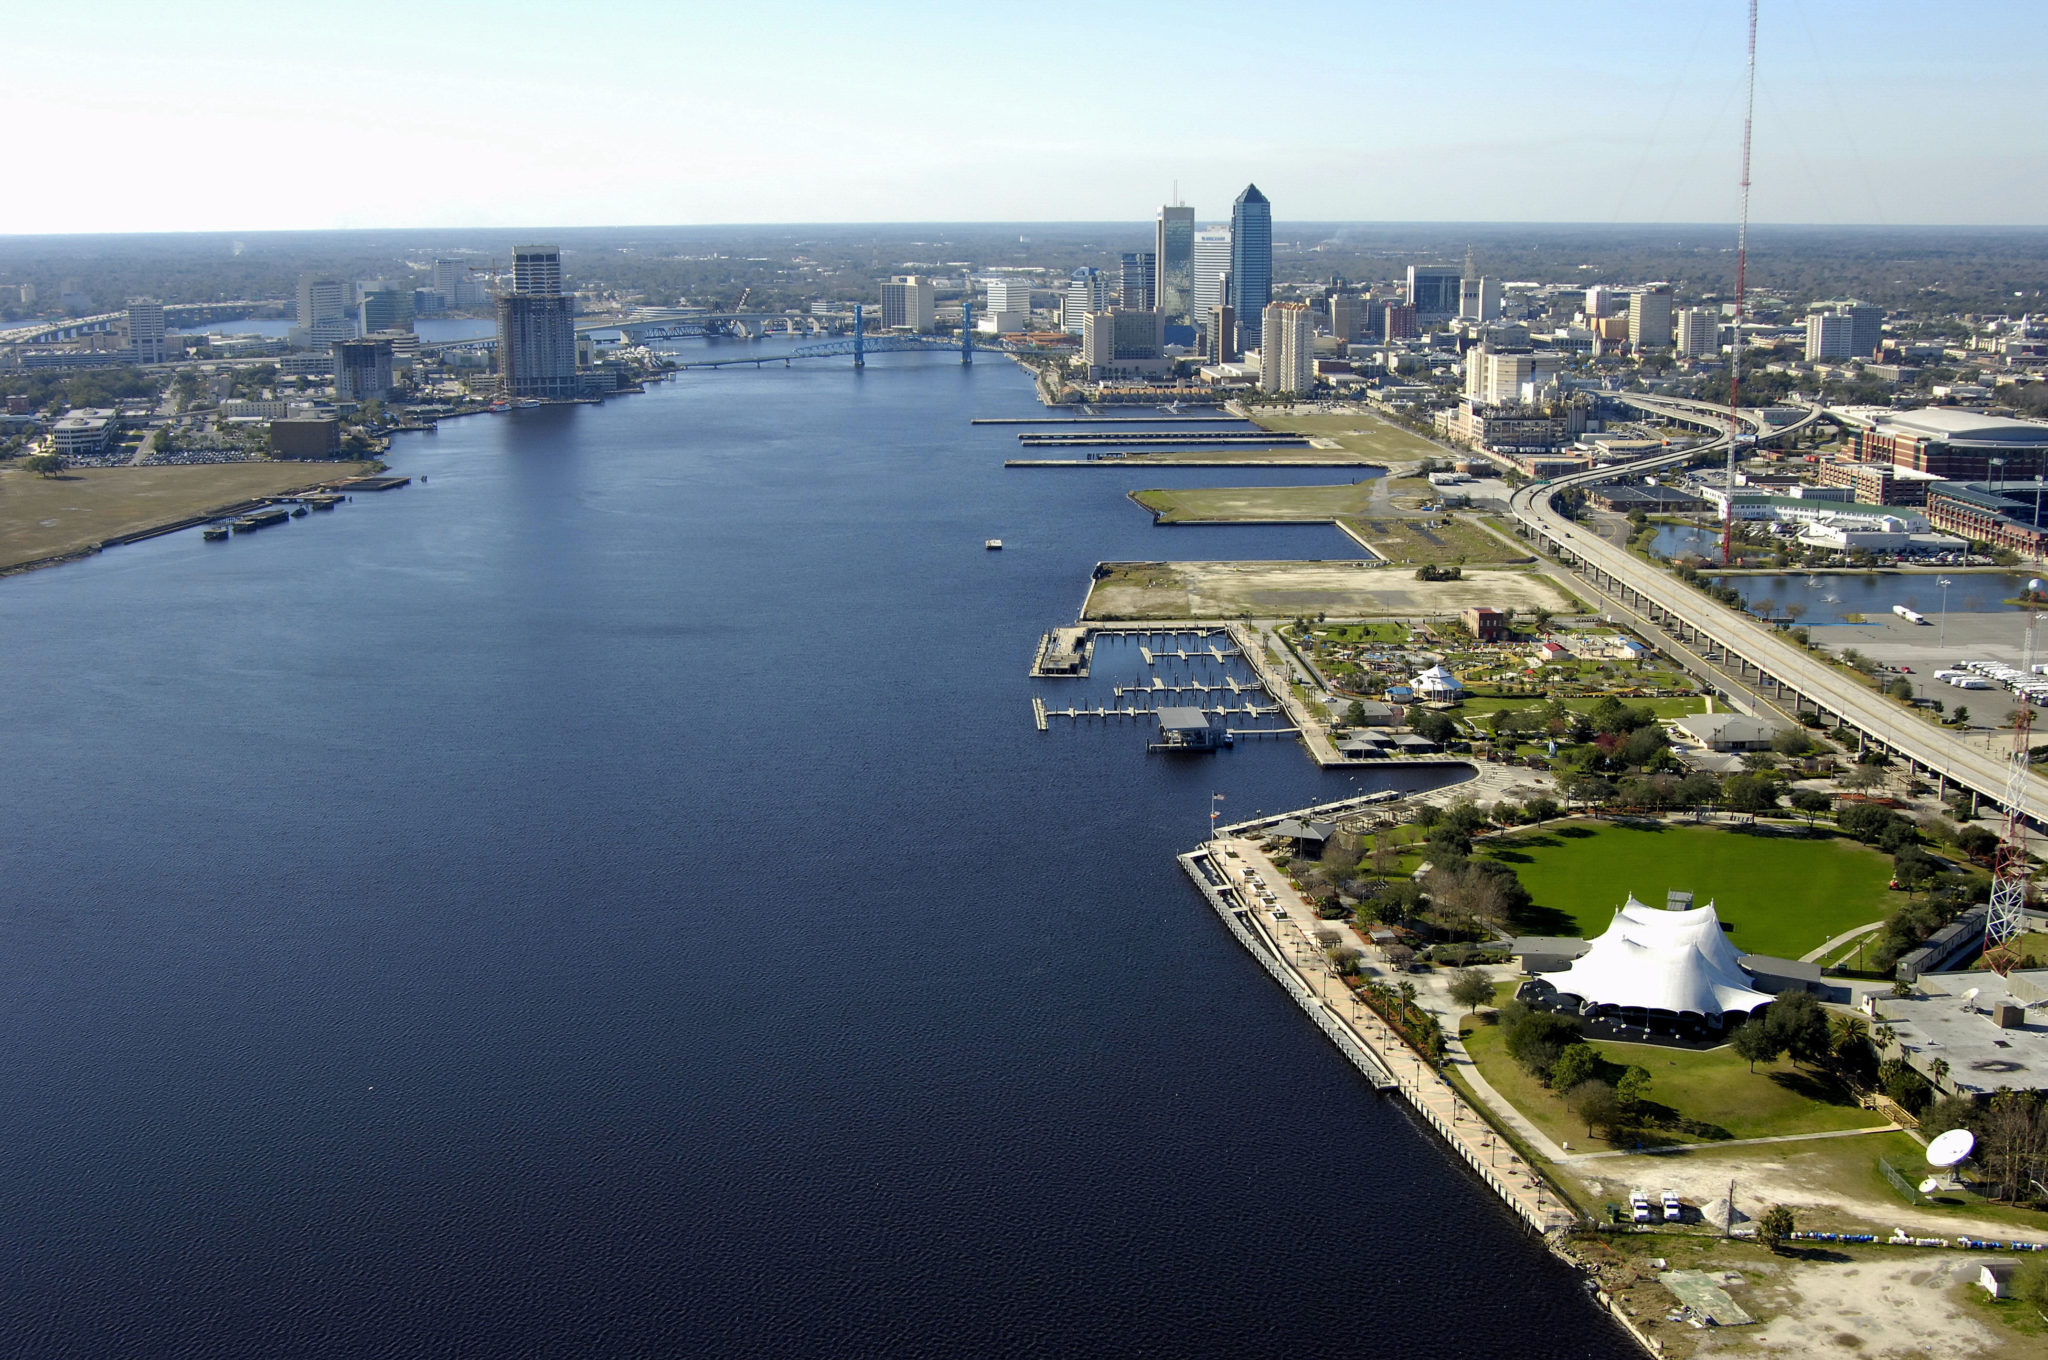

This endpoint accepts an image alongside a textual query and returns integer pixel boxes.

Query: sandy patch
[1083,561,1574,620]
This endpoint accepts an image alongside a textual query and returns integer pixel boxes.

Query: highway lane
[1507,424,2044,823]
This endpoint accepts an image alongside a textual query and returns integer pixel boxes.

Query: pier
[1183,838,1574,1236]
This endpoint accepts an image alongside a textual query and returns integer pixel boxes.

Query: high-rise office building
[1191,227,1231,332]
[1629,285,1674,349]
[1207,305,1237,363]
[880,276,935,332]
[1383,303,1419,342]
[1154,204,1195,328]
[1675,307,1721,359]
[125,299,166,365]
[984,277,1033,315]
[512,245,564,297]
[496,241,577,400]
[359,284,415,334]
[1329,292,1362,342]
[1228,185,1271,327]
[1805,310,1854,361]
[1081,307,1165,375]
[1807,301,1882,358]
[296,275,356,347]
[1407,265,1461,319]
[1260,302,1314,396]
[1464,345,1535,405]
[1062,268,1114,335]
[1119,252,1156,311]
[431,258,486,308]
[1584,285,1621,319]
[332,338,394,402]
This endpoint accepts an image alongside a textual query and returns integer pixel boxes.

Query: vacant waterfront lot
[1082,561,1575,620]
[1248,410,1445,462]
[0,461,374,573]
[1482,820,1895,958]
[1133,481,1379,522]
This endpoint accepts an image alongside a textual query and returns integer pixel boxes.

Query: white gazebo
[1540,897,1774,1024]
[1411,664,1466,700]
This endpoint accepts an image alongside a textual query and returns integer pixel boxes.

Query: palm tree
[1828,1013,1869,1062]
[1929,1057,1950,1091]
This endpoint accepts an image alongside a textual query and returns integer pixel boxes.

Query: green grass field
[1337,515,1528,564]
[1456,695,1709,719]
[1481,820,1895,958]
[1462,1021,1884,1149]
[1248,410,1445,461]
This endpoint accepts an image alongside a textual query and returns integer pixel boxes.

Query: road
[1507,414,2046,824]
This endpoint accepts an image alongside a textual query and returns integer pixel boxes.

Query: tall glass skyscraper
[1228,185,1271,333]
[1154,204,1195,328]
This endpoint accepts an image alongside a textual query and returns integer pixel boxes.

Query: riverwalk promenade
[1183,834,1576,1235]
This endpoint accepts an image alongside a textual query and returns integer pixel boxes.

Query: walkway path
[1206,836,1575,1232]
[1561,1123,1900,1164]
[1800,920,1888,965]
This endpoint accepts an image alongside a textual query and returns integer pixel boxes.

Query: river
[0,346,1636,1357]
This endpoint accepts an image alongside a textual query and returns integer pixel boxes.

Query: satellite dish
[1927,1128,1975,1169]
[1919,1177,1942,1194]
[1963,987,1982,1010]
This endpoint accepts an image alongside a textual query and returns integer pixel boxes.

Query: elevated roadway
[1506,417,2043,825]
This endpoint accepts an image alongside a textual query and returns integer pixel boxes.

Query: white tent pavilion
[1542,897,1774,1021]
[1411,664,1466,699]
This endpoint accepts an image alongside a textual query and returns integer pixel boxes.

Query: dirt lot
[1247,408,1446,463]
[1082,561,1576,620]
[1,461,374,573]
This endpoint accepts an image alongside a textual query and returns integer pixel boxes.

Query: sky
[4,0,2044,235]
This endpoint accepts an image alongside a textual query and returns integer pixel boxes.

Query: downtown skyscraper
[1228,185,1272,337]
[1154,203,1195,330]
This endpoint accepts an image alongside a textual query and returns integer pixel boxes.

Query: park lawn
[1308,621,1411,643]
[1481,819,1894,958]
[1456,695,1709,720]
[1248,410,1444,461]
[0,460,376,572]
[1133,481,1379,522]
[1461,1020,1883,1150]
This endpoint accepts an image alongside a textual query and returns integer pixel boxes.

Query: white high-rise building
[880,276,936,332]
[1806,310,1854,360]
[984,277,1033,315]
[1629,285,1674,349]
[1260,302,1315,396]
[125,299,166,365]
[1191,227,1231,333]
[1464,346,1536,405]
[1585,285,1621,319]
[1675,307,1721,358]
[1062,268,1114,335]
[295,275,356,348]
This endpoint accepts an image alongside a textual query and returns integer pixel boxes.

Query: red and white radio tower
[1984,579,2041,975]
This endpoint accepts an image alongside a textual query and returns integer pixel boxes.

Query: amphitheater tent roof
[1543,897,1773,1017]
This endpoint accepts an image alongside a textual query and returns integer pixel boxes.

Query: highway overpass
[1505,421,2044,826]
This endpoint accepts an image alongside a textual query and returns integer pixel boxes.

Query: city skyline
[5,2,2048,234]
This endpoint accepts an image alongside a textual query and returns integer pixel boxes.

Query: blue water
[1646,524,1722,560]
[0,348,1633,1357]
[1721,570,2029,625]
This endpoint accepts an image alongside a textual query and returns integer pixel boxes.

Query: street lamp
[1938,576,1952,649]
[1990,456,2006,494]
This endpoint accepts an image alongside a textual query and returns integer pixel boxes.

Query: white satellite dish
[1963,987,1982,1011]
[1927,1128,1975,1169]
[1919,1177,1942,1194]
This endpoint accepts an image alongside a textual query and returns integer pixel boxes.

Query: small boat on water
[985,538,1003,550]
[202,525,229,541]
[489,401,510,413]
[290,505,308,517]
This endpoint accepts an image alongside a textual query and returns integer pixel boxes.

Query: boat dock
[1182,838,1574,1236]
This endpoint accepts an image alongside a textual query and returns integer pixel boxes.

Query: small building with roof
[1411,664,1466,700]
[1673,712,1780,752]
[1154,706,1223,751]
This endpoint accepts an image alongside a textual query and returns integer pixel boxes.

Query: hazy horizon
[7,1,2048,234]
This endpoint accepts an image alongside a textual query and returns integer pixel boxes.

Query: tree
[1615,1065,1653,1117]
[1790,789,1834,824]
[1522,795,1560,824]
[1550,1041,1603,1092]
[1842,763,1886,792]
[1723,773,1780,821]
[1571,1080,1622,1138]
[1732,1020,1784,1073]
[1757,1204,1796,1254]
[1410,709,1457,744]
[1827,1012,1869,1064]
[1448,968,1494,1014]
[22,451,62,476]
[1950,706,1970,727]
[1764,992,1831,1067]
[1343,700,1368,727]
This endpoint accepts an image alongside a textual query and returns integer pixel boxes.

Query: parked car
[1662,1190,1683,1222]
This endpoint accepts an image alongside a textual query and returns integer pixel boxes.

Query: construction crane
[1723,0,1757,567]
[1984,577,2042,975]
